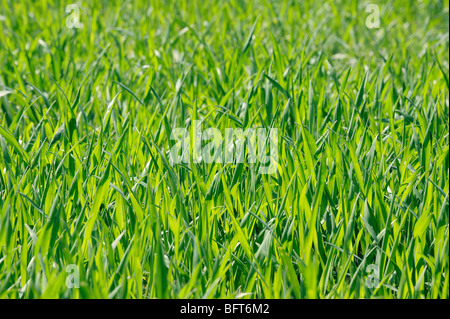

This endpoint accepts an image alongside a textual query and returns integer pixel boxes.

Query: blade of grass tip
[113,80,145,106]
[240,16,259,57]
[0,124,29,163]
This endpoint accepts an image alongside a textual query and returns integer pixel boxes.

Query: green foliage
[0,0,448,298]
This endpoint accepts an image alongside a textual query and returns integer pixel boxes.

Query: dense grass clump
[0,0,448,298]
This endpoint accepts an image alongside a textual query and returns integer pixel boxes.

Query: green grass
[0,0,448,299]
